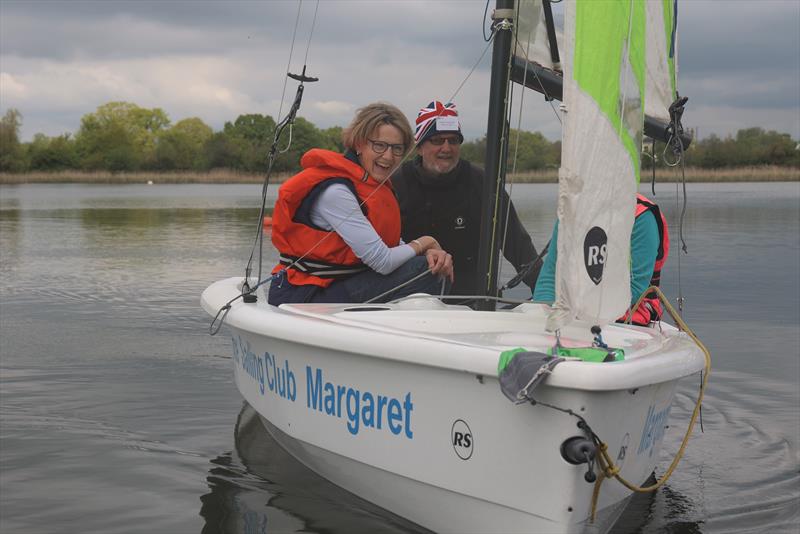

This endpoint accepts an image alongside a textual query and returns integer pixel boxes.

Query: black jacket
[391,157,540,295]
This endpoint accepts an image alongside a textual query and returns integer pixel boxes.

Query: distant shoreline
[1,165,797,185]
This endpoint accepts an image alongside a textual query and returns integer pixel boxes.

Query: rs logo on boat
[451,419,473,460]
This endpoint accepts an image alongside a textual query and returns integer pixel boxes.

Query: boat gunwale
[203,277,706,391]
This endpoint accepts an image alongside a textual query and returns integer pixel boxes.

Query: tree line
[1,103,798,173]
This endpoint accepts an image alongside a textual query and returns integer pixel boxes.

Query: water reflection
[200,403,430,534]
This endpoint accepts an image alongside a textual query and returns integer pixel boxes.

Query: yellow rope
[590,286,711,521]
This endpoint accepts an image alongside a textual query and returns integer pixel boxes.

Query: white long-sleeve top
[309,183,415,274]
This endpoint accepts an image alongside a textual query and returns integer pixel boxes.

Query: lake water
[1,182,798,533]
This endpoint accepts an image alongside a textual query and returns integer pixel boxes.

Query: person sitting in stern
[533,194,670,326]
[268,102,454,306]
[391,100,542,297]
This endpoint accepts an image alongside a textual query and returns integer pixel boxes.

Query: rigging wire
[239,0,319,307]
[672,126,688,312]
[276,1,321,157]
[497,0,531,290]
[481,10,517,297]
[302,1,320,67]
[512,33,562,126]
[275,1,304,127]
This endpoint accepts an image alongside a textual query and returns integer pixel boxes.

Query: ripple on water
[632,372,800,533]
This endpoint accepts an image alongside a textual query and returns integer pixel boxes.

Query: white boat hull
[203,277,705,534]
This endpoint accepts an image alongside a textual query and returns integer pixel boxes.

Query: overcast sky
[1,0,798,143]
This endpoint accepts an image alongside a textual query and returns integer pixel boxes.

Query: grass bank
[1,165,797,185]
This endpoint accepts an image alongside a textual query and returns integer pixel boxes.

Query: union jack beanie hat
[415,101,464,145]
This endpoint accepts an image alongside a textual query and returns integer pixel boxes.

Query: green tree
[0,108,28,171]
[205,132,250,170]
[223,114,276,145]
[459,136,486,166]
[508,130,555,170]
[458,131,560,171]
[223,113,277,171]
[272,117,328,173]
[320,126,344,153]
[735,127,797,166]
[155,117,213,170]
[75,102,170,170]
[27,133,79,170]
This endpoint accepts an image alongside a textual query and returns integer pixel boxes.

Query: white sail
[515,0,563,71]
[547,0,648,331]
[645,0,678,122]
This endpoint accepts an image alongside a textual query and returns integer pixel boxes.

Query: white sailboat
[202,1,708,533]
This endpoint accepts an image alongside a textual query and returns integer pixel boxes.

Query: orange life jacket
[621,194,670,325]
[271,149,402,287]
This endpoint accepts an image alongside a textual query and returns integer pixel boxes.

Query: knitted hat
[414,101,464,145]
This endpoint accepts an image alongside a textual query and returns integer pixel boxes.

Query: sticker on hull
[232,336,414,440]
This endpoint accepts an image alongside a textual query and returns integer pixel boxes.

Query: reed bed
[1,166,797,185]
[508,165,799,183]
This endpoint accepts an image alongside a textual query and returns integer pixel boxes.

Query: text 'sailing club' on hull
[202,1,709,533]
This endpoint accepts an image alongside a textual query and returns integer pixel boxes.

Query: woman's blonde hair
[341,102,413,153]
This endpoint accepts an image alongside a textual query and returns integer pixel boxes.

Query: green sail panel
[573,0,645,182]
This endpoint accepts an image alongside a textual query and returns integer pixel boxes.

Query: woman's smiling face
[355,123,405,183]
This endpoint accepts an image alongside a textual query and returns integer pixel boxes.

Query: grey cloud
[680,1,799,76]
[0,2,298,61]
[1,0,798,140]
[1,0,484,65]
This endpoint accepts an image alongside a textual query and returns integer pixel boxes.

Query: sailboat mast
[476,0,515,311]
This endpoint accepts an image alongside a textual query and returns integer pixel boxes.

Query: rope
[363,268,439,304]
[500,239,550,291]
[208,273,282,335]
[587,285,711,521]
[482,0,495,42]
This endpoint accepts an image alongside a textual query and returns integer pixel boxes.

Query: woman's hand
[410,235,440,255]
[424,248,454,282]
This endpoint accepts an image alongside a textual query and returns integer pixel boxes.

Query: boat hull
[203,278,704,533]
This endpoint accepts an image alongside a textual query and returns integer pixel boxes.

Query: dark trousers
[268,256,450,305]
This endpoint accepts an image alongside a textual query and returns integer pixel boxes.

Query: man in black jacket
[391,101,541,296]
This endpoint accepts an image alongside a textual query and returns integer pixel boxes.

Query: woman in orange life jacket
[532,194,669,326]
[268,102,455,306]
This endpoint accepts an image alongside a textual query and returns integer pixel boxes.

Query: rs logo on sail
[583,226,608,285]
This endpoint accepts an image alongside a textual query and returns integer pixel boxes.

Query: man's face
[418,134,462,175]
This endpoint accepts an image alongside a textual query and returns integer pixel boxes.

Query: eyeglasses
[367,139,406,157]
[427,136,462,146]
